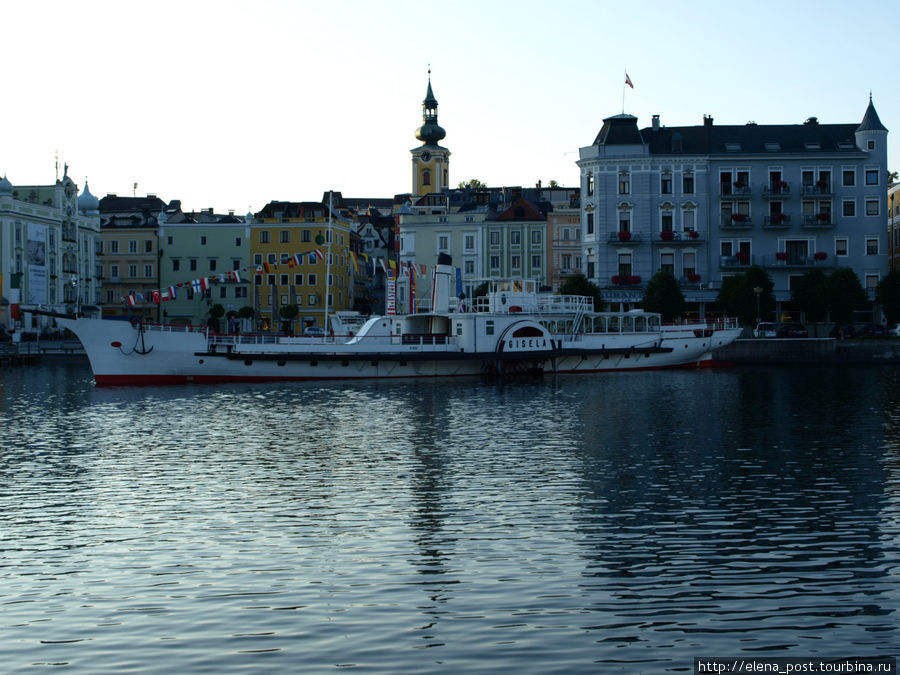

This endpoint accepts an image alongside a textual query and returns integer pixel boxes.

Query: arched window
[423,169,431,186]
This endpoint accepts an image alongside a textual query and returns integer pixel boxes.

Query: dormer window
[725,142,741,152]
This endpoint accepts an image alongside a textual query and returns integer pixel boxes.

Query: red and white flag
[625,72,633,89]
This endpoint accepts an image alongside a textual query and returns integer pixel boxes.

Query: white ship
[37,258,740,386]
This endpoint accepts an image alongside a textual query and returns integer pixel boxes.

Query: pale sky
[2,0,897,215]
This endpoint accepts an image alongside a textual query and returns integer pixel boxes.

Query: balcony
[720,182,752,197]
[653,230,704,244]
[763,214,791,229]
[762,182,791,199]
[609,275,643,288]
[764,253,834,269]
[720,253,753,269]
[800,182,834,197]
[720,214,753,229]
[607,231,642,244]
[801,213,834,228]
[680,274,703,288]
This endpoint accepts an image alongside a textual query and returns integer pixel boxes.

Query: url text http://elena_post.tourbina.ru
[694,657,896,674]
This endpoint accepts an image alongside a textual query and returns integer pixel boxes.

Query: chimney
[703,115,714,127]
[652,114,660,132]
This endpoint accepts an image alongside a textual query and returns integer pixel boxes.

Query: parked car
[777,323,808,338]
[830,324,857,338]
[755,322,776,338]
[303,326,325,337]
[853,323,886,337]
[890,324,900,337]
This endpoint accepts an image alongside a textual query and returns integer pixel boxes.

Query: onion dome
[78,181,100,213]
[0,175,13,195]
[415,76,446,145]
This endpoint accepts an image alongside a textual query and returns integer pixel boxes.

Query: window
[200,236,207,246]
[510,231,521,246]
[868,140,875,150]
[190,259,198,271]
[110,240,119,253]
[423,169,431,186]
[235,237,242,247]
[866,170,879,185]
[253,253,262,265]
[531,231,541,245]
[464,234,475,251]
[490,231,500,246]
[167,236,174,246]
[128,264,138,278]
[267,274,276,286]
[490,255,500,270]
[866,200,879,216]
[220,287,227,299]
[618,172,630,195]
[209,259,217,272]
[661,172,672,194]
[562,254,571,270]
[232,259,241,271]
[438,235,449,251]
[683,173,694,194]
[235,287,248,299]
[661,212,674,232]
[268,253,276,263]
[172,259,180,271]
[129,240,137,253]
[308,273,317,286]
[308,294,318,306]
[511,255,521,269]
[280,230,291,243]
[280,274,289,285]
[843,170,855,186]
[683,251,696,277]
[586,213,594,235]
[531,255,542,268]
[618,210,631,233]
[301,230,311,242]
[295,274,303,285]
[683,209,695,233]
[835,238,848,256]
[866,237,879,255]
[145,240,153,252]
[110,264,119,278]
[587,173,594,196]
[617,252,632,277]
[464,260,474,274]
[259,230,270,244]
[660,252,674,275]
[843,200,856,217]
[308,253,317,264]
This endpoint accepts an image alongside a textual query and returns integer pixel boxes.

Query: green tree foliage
[557,273,605,312]
[209,304,225,320]
[237,306,254,320]
[457,178,486,189]
[877,271,900,324]
[827,267,868,324]
[641,272,686,321]
[716,265,774,325]
[790,269,829,322]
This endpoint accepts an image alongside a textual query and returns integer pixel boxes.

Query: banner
[385,270,396,316]
[26,224,47,304]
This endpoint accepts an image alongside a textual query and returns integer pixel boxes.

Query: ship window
[486,320,495,336]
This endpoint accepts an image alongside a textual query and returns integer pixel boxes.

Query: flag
[264,261,275,273]
[419,264,427,276]
[161,290,171,302]
[126,294,136,306]
[314,249,324,261]
[152,290,161,304]
[378,258,388,274]
[388,259,397,273]
[201,277,211,291]
[349,251,359,272]
[168,285,177,299]
[625,72,633,89]
[293,253,303,266]
[287,256,296,268]
[230,270,241,283]
[192,279,202,293]
[218,273,227,284]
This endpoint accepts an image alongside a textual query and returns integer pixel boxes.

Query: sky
[2,0,897,215]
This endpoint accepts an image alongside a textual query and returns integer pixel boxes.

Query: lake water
[1,360,898,673]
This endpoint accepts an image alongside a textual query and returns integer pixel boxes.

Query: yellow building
[250,200,354,333]
[411,72,450,196]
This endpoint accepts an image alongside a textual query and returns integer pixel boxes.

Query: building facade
[0,171,101,333]
[578,99,890,317]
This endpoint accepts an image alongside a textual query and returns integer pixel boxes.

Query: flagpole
[324,191,333,341]
[622,69,626,114]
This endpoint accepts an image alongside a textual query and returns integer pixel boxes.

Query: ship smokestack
[431,253,453,314]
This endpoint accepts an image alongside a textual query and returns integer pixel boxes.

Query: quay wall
[715,338,900,364]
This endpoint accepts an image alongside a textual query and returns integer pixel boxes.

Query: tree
[208,303,225,332]
[237,306,254,320]
[827,267,868,324]
[791,269,829,322]
[716,265,774,326]
[876,271,900,324]
[457,178,486,189]
[888,170,898,184]
[279,304,299,334]
[641,272,685,321]
[558,273,605,312]
[548,179,559,188]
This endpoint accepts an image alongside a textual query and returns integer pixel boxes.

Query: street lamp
[753,286,762,328]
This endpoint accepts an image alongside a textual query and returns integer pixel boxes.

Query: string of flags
[119,246,432,305]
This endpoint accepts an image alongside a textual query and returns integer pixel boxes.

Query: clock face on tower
[421,151,431,162]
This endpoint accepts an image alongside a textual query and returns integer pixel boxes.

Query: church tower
[411,71,450,196]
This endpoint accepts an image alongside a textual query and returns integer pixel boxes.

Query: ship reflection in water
[1,360,898,672]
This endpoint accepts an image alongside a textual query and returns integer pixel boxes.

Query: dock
[0,340,85,367]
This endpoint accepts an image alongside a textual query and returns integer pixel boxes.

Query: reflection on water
[1,360,898,672]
